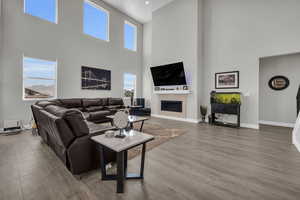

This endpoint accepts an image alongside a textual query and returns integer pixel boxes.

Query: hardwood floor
[1,118,300,200]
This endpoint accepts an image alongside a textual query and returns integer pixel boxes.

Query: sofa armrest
[67,134,116,175]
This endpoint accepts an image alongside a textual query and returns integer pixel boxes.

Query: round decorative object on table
[113,111,129,138]
[105,130,115,138]
[268,76,289,91]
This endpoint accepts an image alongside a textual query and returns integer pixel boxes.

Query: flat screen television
[150,62,187,86]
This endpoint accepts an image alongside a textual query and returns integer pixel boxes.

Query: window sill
[124,47,137,53]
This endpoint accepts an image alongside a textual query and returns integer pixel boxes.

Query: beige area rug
[128,122,187,159]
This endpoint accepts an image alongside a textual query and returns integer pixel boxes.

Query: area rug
[128,122,187,159]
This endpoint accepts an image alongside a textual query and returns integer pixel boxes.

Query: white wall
[259,53,300,125]
[150,0,203,121]
[203,0,300,128]
[0,0,3,127]
[142,22,152,108]
[197,0,204,112]
[0,0,143,126]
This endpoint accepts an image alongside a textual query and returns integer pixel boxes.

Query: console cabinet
[211,103,240,128]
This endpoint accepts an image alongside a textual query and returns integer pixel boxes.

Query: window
[124,21,137,51]
[23,57,57,100]
[24,0,57,23]
[83,0,109,41]
[123,73,137,98]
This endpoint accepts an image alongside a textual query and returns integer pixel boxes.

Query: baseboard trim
[241,123,259,129]
[259,120,295,128]
[151,114,259,129]
[151,114,200,123]
[293,137,300,152]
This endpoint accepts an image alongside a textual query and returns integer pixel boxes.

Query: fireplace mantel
[153,90,192,95]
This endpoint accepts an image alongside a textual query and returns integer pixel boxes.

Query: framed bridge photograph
[81,66,111,90]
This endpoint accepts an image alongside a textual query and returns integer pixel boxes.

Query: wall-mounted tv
[150,62,187,86]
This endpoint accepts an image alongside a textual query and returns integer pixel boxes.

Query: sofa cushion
[88,110,111,121]
[36,100,58,108]
[105,105,123,110]
[99,98,108,106]
[82,98,108,107]
[45,105,68,117]
[85,106,105,112]
[108,98,123,106]
[62,109,89,137]
[59,99,82,108]
[82,99,100,108]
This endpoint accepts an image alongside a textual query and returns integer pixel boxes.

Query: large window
[24,0,57,23]
[123,73,136,98]
[23,57,57,100]
[124,21,137,51]
[83,0,109,41]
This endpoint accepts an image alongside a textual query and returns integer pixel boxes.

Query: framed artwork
[268,76,289,91]
[215,71,239,89]
[81,66,111,90]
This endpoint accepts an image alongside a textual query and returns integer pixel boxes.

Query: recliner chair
[130,98,151,116]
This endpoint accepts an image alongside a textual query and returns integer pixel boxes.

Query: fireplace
[161,100,183,113]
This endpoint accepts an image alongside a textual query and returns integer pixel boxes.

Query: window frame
[124,20,137,52]
[22,56,58,101]
[23,0,58,24]
[83,0,110,42]
[123,73,137,98]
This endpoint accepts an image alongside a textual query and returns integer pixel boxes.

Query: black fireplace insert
[161,101,182,113]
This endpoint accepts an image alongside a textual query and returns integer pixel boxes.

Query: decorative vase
[202,116,206,123]
[200,105,208,123]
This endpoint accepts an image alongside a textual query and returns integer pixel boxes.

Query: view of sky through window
[124,73,136,97]
[25,0,57,23]
[23,57,56,100]
[124,22,137,51]
[84,1,109,41]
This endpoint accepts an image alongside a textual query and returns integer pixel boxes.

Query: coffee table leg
[140,143,146,179]
[99,145,107,179]
[124,150,128,176]
[130,122,133,129]
[139,121,145,132]
[117,151,125,193]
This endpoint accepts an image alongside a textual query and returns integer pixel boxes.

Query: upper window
[23,57,57,100]
[83,0,109,41]
[124,21,137,51]
[123,73,137,98]
[24,0,57,23]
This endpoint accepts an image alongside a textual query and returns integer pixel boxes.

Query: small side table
[91,130,154,193]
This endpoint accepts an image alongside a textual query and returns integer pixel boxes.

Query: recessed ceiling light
[145,1,150,5]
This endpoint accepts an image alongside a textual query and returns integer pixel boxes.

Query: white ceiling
[102,0,174,23]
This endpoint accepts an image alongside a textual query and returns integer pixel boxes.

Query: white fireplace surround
[156,94,188,119]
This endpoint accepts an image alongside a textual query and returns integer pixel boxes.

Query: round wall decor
[268,76,289,91]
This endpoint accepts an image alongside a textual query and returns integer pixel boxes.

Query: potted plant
[200,105,208,123]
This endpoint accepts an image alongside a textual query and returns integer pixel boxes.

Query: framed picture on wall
[215,71,239,89]
[81,66,111,90]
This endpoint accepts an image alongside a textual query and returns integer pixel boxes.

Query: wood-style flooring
[1,117,300,200]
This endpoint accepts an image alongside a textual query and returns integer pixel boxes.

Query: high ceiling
[102,0,174,23]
